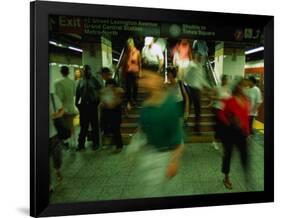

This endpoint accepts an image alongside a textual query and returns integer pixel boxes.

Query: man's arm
[218,99,230,126]
[75,81,81,107]
[55,82,64,102]
[254,87,263,112]
[52,108,64,119]
[166,143,184,178]
[52,95,64,119]
[199,66,210,89]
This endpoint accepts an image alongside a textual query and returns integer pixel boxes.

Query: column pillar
[214,42,246,83]
[82,36,113,76]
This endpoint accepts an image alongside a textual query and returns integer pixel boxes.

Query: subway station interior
[49,15,265,203]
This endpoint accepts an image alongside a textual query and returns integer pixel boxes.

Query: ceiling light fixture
[245,46,264,55]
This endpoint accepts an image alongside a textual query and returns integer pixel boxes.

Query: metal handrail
[205,59,219,87]
[113,47,126,85]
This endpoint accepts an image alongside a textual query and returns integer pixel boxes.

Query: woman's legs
[125,73,133,105]
[49,135,63,192]
[236,131,251,188]
[221,127,234,189]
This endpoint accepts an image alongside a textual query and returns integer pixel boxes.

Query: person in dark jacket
[100,67,124,153]
[75,65,102,151]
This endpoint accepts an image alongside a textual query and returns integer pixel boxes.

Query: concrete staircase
[120,88,215,144]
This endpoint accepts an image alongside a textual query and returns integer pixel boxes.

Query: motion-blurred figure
[75,65,102,151]
[55,66,77,148]
[141,37,164,74]
[183,54,209,134]
[121,38,142,109]
[192,40,210,83]
[166,66,189,122]
[100,67,124,153]
[173,39,192,80]
[246,76,263,135]
[192,40,208,66]
[218,79,250,189]
[136,71,184,188]
[208,75,231,150]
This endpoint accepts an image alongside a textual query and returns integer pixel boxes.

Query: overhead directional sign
[49,15,263,43]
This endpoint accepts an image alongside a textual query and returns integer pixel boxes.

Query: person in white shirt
[183,54,209,134]
[141,37,164,74]
[246,76,263,135]
[55,66,77,147]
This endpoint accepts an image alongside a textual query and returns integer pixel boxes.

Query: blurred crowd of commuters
[49,37,262,191]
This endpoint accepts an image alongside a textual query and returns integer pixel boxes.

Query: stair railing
[205,59,219,87]
[113,47,126,86]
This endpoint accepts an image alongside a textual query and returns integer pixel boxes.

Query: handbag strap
[50,93,57,112]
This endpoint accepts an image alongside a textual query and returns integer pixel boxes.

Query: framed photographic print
[30,0,274,217]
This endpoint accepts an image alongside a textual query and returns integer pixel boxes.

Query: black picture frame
[30,1,274,217]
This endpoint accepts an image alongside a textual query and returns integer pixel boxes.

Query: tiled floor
[50,132,264,204]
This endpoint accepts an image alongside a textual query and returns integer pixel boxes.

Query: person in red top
[172,39,192,80]
[218,78,250,190]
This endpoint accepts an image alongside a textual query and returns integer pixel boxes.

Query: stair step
[190,107,212,114]
[121,124,215,134]
[118,88,216,143]
[101,132,215,145]
[125,105,212,109]
[124,113,214,118]
[125,106,212,115]
[131,95,212,101]
[121,131,214,137]
[188,116,214,122]
[122,113,215,123]
[121,121,215,128]
[134,99,212,107]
